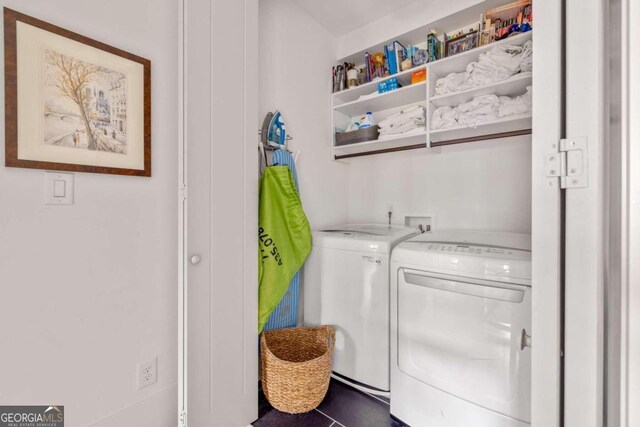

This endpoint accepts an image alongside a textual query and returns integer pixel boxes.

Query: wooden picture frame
[444,30,479,58]
[4,8,151,176]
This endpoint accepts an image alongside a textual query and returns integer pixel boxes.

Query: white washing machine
[390,230,532,426]
[304,224,417,392]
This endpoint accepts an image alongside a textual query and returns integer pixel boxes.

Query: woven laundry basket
[260,325,335,414]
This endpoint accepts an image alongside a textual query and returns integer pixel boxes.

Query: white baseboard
[90,385,178,427]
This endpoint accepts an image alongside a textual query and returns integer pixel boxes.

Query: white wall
[259,0,349,230]
[336,0,483,61]
[0,1,178,426]
[340,1,532,233]
[347,137,532,232]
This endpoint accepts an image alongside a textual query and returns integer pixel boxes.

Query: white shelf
[331,0,533,159]
[428,114,532,145]
[332,64,426,105]
[429,73,532,107]
[333,81,427,116]
[428,31,533,77]
[333,131,427,158]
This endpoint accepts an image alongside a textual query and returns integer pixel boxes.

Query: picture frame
[4,8,151,176]
[444,30,479,58]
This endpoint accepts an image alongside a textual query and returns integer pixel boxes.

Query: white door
[531,0,563,425]
[179,0,259,426]
[616,0,639,425]
[564,0,606,425]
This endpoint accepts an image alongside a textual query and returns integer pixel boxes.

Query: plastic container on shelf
[359,112,377,129]
[378,78,400,94]
[411,69,427,84]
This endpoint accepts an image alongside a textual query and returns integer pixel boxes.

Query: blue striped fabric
[264,149,301,331]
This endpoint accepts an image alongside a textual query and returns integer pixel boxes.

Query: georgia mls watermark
[0,406,64,427]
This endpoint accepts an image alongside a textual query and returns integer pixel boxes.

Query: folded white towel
[434,72,475,96]
[378,126,426,140]
[378,106,425,128]
[378,106,426,137]
[434,40,533,96]
[431,88,532,129]
[498,85,532,117]
[431,106,459,130]
[379,120,425,135]
[457,94,500,127]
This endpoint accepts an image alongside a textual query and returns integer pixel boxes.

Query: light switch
[53,180,66,198]
[45,172,74,205]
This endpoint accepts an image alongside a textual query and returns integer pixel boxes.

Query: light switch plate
[45,172,74,205]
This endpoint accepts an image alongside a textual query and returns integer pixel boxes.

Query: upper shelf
[333,80,426,116]
[429,72,532,107]
[332,0,533,159]
[428,31,532,77]
[429,114,532,145]
[332,31,532,116]
[333,130,427,158]
[332,64,426,105]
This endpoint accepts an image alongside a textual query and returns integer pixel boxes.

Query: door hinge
[179,184,187,201]
[179,410,187,427]
[545,137,588,189]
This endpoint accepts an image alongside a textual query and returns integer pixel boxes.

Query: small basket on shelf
[335,126,379,146]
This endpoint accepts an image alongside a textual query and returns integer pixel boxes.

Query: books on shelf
[393,41,407,73]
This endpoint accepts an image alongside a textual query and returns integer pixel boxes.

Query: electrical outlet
[137,357,157,390]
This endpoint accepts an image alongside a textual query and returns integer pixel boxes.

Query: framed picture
[445,30,479,58]
[4,8,151,176]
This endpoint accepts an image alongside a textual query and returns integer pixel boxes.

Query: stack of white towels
[378,105,426,139]
[431,86,532,130]
[434,40,532,96]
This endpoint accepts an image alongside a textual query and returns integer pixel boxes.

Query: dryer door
[397,268,531,423]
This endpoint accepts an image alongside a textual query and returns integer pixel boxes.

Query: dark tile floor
[253,379,408,427]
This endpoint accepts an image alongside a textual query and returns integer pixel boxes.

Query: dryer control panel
[417,242,530,259]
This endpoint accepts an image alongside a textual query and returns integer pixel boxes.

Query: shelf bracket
[545,137,588,189]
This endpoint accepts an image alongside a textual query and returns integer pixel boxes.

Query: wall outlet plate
[45,171,74,205]
[137,357,157,390]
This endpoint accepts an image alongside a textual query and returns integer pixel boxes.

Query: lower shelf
[428,115,532,146]
[333,131,427,159]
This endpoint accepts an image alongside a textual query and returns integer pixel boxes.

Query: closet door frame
[619,0,638,425]
[531,0,564,425]
[564,0,607,426]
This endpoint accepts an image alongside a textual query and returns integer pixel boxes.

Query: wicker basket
[260,326,335,414]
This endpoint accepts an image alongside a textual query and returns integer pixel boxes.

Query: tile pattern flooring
[253,379,408,427]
